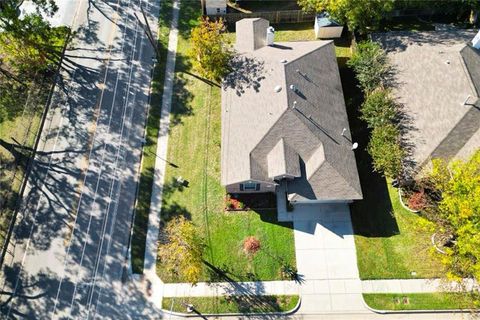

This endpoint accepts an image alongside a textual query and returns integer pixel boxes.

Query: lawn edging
[161,295,301,317]
[362,294,477,314]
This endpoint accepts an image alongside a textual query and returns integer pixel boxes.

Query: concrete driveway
[292,203,368,314]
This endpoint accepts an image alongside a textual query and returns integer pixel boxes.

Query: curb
[161,295,302,318]
[397,187,419,213]
[362,294,477,315]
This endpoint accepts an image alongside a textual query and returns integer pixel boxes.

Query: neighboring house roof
[315,12,341,28]
[221,21,362,201]
[373,29,480,169]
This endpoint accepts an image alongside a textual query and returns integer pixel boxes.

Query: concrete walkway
[141,0,180,309]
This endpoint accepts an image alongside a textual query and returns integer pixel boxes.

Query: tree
[367,123,403,178]
[428,151,480,283]
[158,216,205,284]
[360,88,397,128]
[297,0,394,33]
[189,18,232,82]
[347,40,390,93]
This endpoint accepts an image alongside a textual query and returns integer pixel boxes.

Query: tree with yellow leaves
[188,18,232,82]
[158,216,205,285]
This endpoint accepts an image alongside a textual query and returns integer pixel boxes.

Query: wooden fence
[206,10,316,25]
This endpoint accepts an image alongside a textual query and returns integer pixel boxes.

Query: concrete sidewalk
[141,0,180,310]
[160,278,476,297]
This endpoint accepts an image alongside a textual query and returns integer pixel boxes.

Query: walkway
[141,0,180,310]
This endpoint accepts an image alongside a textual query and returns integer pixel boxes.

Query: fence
[207,10,316,25]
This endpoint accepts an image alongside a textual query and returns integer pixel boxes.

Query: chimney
[235,18,270,52]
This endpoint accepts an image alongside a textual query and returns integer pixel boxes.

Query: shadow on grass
[339,67,400,238]
[203,260,286,315]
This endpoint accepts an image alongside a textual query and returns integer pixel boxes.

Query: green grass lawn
[363,293,477,311]
[156,2,295,283]
[339,67,445,280]
[162,295,299,314]
[130,0,174,273]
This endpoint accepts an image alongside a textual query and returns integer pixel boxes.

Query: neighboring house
[374,29,480,172]
[202,0,227,15]
[314,12,343,39]
[221,18,362,205]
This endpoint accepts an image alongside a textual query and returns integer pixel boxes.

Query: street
[0,0,161,318]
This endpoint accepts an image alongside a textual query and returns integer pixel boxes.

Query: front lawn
[162,295,299,314]
[340,67,445,279]
[156,2,295,283]
[363,293,476,311]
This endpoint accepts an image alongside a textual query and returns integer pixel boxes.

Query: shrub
[243,236,261,255]
[368,123,404,178]
[348,41,390,93]
[407,189,427,211]
[360,88,397,128]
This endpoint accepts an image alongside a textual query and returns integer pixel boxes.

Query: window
[240,182,260,191]
[216,7,221,13]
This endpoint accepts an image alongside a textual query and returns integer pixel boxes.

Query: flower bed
[225,193,276,211]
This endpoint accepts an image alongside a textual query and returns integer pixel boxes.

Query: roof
[316,12,341,28]
[373,29,480,169]
[221,39,363,201]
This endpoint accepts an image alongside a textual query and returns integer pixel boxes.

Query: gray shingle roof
[221,37,362,201]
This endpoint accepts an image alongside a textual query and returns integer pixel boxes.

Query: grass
[156,2,295,283]
[162,295,299,314]
[363,293,477,311]
[130,0,174,273]
[339,64,445,280]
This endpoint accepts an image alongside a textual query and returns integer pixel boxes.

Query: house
[221,18,362,205]
[374,29,480,172]
[202,0,227,15]
[314,12,343,39]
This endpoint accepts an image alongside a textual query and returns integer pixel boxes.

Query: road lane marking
[51,0,125,316]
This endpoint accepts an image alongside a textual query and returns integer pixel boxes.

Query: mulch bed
[225,193,277,211]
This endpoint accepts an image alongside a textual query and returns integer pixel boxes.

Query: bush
[348,41,390,93]
[360,88,397,128]
[407,189,427,211]
[243,236,261,255]
[368,123,403,179]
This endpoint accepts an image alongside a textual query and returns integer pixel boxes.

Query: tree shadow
[223,55,266,97]
[340,67,400,237]
[169,69,194,126]
[203,261,290,316]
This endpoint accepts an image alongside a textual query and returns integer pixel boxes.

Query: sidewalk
[141,0,180,309]
[160,278,476,297]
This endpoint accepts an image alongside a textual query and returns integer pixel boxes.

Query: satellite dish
[351,142,358,150]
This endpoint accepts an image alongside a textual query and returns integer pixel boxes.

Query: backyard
[155,3,296,283]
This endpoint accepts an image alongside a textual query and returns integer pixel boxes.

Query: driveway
[292,203,368,314]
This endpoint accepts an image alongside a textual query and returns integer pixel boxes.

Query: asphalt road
[0,0,161,318]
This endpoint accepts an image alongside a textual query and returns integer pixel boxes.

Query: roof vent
[280,59,288,63]
[289,84,297,92]
[274,85,282,93]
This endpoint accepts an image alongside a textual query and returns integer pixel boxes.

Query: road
[0,0,161,318]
